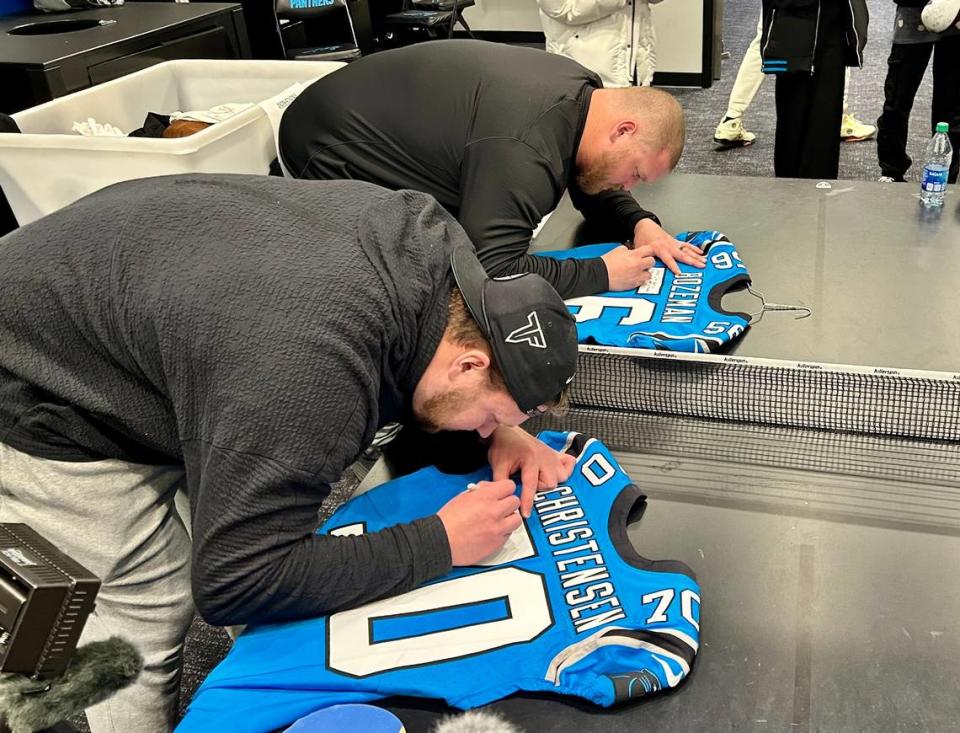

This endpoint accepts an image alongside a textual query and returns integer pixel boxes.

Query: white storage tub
[0,58,343,225]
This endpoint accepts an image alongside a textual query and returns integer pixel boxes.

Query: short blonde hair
[613,87,686,169]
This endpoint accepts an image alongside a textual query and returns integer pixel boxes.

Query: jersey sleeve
[547,625,700,704]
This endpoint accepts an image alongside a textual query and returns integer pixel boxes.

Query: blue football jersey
[539,230,751,352]
[177,432,701,733]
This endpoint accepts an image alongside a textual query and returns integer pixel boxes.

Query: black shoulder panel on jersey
[563,431,591,459]
[707,272,752,321]
[677,231,729,255]
[608,484,698,579]
[601,627,698,668]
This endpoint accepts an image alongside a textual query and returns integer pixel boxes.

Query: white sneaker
[840,114,877,142]
[921,0,960,32]
[714,117,756,149]
[878,176,897,183]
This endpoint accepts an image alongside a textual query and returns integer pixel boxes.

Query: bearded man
[279,39,705,298]
[0,174,578,732]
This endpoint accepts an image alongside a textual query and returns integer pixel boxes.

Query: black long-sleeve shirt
[278,39,657,299]
[0,174,462,625]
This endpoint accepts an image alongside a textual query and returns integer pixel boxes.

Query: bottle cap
[936,122,949,134]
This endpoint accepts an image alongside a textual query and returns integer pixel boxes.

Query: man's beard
[415,385,481,433]
[575,149,625,195]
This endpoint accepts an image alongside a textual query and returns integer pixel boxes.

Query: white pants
[0,443,194,733]
[724,15,850,119]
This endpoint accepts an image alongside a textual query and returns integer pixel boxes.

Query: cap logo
[505,311,547,349]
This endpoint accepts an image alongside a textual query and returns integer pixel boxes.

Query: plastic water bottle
[920,122,952,208]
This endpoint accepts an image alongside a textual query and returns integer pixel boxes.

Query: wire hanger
[745,285,812,325]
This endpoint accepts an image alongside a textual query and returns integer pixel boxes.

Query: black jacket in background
[761,0,869,74]
[279,39,660,300]
[0,174,460,625]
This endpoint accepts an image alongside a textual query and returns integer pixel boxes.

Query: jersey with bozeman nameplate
[177,432,701,733]
[540,231,751,352]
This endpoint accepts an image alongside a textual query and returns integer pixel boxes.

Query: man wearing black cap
[0,174,578,733]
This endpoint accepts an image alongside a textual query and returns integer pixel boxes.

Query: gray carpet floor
[74,1,949,729]
[673,0,939,182]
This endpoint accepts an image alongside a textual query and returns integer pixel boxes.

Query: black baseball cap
[450,244,578,413]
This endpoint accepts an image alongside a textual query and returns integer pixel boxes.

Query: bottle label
[921,165,949,193]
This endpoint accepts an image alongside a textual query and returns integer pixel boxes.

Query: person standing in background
[714,12,875,149]
[760,0,869,180]
[537,0,665,88]
[876,0,960,184]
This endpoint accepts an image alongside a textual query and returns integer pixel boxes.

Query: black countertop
[532,175,960,375]
[0,2,240,67]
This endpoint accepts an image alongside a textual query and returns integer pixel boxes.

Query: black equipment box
[0,523,100,680]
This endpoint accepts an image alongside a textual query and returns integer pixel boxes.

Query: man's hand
[632,218,706,277]
[437,480,521,566]
[488,426,576,518]
[601,244,657,291]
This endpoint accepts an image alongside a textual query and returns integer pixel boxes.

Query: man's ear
[612,119,638,141]
[447,348,492,381]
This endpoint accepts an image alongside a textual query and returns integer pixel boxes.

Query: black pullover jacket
[279,39,661,299]
[0,174,464,625]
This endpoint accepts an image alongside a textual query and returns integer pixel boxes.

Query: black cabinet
[0,3,250,115]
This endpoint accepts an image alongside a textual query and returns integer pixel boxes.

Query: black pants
[0,114,20,237]
[876,37,960,184]
[774,41,847,179]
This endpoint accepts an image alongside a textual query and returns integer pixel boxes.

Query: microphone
[0,636,142,733]
[432,711,523,733]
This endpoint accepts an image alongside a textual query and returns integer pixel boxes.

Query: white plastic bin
[0,59,343,226]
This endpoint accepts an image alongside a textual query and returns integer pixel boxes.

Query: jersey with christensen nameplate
[177,432,701,733]
[539,231,751,352]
